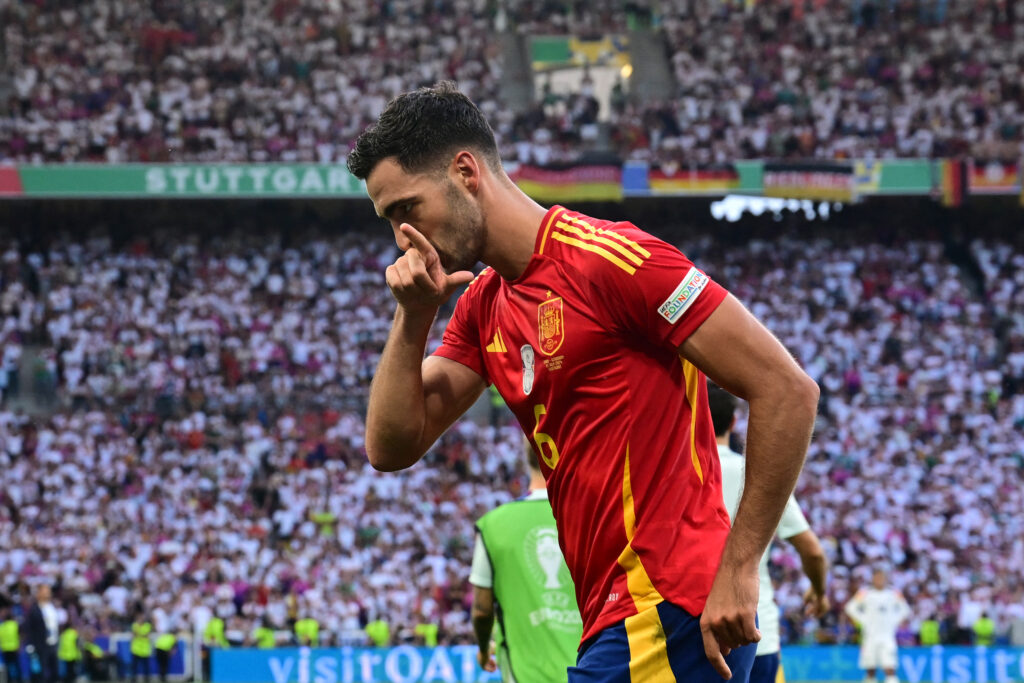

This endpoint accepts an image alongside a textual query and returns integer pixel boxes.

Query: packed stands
[1,217,1023,645]
[619,0,1024,163]
[0,0,504,164]
[2,1,1022,164]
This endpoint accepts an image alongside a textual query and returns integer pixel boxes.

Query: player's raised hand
[700,562,761,680]
[803,586,830,618]
[385,223,474,313]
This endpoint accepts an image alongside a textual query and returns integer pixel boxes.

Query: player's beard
[435,179,484,274]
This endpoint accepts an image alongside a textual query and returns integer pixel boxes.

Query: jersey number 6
[532,404,561,469]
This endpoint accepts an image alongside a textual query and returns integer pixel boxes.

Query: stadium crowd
[616,0,1024,163]
[1,0,1022,165]
[0,0,505,164]
[0,227,527,648]
[1,221,1023,649]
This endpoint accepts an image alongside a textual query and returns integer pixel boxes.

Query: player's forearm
[471,612,494,657]
[800,550,828,597]
[722,377,818,569]
[365,305,438,471]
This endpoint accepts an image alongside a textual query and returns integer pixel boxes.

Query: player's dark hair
[707,382,737,437]
[347,81,502,180]
[524,438,542,473]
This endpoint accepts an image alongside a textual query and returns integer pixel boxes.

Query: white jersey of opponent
[718,444,810,656]
[844,588,911,641]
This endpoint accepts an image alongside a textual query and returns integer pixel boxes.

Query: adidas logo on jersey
[486,327,507,353]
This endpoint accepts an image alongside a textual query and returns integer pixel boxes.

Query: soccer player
[844,569,911,683]
[348,82,819,682]
[470,442,582,682]
[707,384,830,683]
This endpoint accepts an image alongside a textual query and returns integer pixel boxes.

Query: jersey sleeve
[716,452,744,522]
[432,286,490,384]
[585,222,728,351]
[777,494,811,540]
[468,531,494,588]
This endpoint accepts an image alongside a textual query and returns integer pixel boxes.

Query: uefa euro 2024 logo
[524,527,568,590]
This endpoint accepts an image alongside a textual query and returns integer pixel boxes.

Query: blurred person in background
[972,612,995,646]
[365,617,390,648]
[469,441,581,682]
[130,613,152,683]
[251,617,277,649]
[56,623,80,683]
[918,613,942,646]
[294,611,319,647]
[153,631,178,683]
[1,606,22,683]
[26,585,59,683]
[201,614,228,680]
[80,628,113,683]
[845,569,911,683]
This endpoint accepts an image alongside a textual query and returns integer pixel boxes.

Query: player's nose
[391,223,411,252]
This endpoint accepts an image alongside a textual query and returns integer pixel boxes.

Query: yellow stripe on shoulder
[537,207,566,255]
[555,220,644,267]
[561,214,652,259]
[550,231,638,275]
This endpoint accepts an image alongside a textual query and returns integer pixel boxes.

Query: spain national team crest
[537,296,564,356]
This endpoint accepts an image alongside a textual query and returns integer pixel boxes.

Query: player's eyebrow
[379,196,417,220]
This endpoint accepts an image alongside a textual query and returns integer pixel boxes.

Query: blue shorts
[750,652,781,683]
[568,601,757,683]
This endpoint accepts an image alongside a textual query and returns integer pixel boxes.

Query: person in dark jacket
[25,586,60,683]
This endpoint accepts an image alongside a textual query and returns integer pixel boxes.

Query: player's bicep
[679,293,816,401]
[420,355,487,447]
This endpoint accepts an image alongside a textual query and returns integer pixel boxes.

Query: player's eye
[401,202,414,215]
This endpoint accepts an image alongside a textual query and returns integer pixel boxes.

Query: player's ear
[452,150,481,193]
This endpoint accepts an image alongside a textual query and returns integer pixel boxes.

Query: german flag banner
[936,159,966,207]
[968,159,1020,195]
[648,163,740,196]
[508,163,623,202]
[0,166,23,196]
[763,161,855,202]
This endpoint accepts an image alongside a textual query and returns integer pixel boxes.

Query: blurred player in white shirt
[708,384,830,683]
[844,569,911,683]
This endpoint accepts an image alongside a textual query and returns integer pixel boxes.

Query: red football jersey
[435,206,732,641]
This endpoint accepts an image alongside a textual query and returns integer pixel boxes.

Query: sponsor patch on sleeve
[657,267,709,324]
